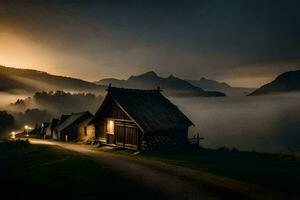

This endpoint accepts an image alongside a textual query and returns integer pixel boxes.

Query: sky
[0,0,300,87]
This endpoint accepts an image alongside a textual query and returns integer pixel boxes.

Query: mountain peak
[168,74,177,79]
[97,70,225,97]
[129,71,159,81]
[141,71,158,77]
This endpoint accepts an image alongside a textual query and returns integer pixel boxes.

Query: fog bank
[171,93,300,153]
[0,92,28,108]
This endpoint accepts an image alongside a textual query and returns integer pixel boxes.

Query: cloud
[0,0,299,87]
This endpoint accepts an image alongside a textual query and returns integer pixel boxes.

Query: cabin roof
[94,87,193,133]
[77,116,93,126]
[55,111,93,132]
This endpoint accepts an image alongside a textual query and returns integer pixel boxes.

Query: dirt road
[29,139,287,200]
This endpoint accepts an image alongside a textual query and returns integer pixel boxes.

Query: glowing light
[24,125,31,136]
[11,131,16,139]
[107,120,114,134]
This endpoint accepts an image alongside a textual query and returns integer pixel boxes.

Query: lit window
[107,120,114,134]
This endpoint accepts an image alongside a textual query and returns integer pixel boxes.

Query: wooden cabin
[76,117,95,142]
[40,122,51,139]
[53,111,94,142]
[91,86,193,150]
[50,118,59,139]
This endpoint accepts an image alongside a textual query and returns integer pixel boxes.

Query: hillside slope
[187,78,255,96]
[0,65,106,95]
[249,69,300,96]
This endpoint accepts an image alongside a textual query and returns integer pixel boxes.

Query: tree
[0,110,15,138]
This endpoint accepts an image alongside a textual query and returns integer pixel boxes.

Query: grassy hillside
[0,65,106,95]
[111,147,300,198]
[0,140,164,200]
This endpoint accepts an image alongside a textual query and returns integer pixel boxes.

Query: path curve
[29,139,287,200]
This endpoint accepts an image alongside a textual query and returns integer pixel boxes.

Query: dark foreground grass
[112,147,300,197]
[0,140,164,200]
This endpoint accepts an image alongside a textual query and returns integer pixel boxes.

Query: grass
[0,140,164,200]
[109,147,300,197]
[2,140,299,198]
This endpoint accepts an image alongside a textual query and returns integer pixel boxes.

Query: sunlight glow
[226,76,274,88]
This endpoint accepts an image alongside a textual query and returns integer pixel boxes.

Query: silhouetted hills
[187,78,255,96]
[0,65,106,95]
[249,69,300,96]
[9,91,103,115]
[96,71,226,97]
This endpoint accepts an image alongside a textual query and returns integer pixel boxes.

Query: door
[115,125,125,146]
[115,124,139,149]
[124,127,139,148]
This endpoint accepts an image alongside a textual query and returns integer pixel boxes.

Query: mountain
[249,69,300,96]
[0,65,106,95]
[95,71,225,97]
[187,78,256,96]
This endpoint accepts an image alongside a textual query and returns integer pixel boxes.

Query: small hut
[50,118,60,139]
[91,86,193,150]
[53,112,94,142]
[40,122,51,139]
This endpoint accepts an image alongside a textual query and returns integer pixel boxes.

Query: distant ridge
[96,71,225,97]
[186,77,255,96]
[249,69,300,96]
[0,65,106,95]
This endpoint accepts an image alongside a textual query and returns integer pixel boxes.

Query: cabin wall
[114,120,141,150]
[94,98,132,140]
[95,119,106,142]
[142,127,188,151]
[52,129,58,140]
[100,99,130,120]
[60,125,78,142]
[44,128,51,139]
[93,98,141,149]
[77,124,95,142]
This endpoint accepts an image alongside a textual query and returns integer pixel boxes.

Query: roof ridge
[107,86,162,93]
[70,111,88,115]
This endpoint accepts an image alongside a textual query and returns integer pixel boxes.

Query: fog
[170,93,300,153]
[1,91,300,153]
[0,91,103,133]
[0,92,28,108]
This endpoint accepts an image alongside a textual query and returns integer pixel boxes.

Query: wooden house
[53,111,94,142]
[91,86,193,150]
[52,115,70,140]
[76,117,95,142]
[40,122,51,139]
[50,118,59,139]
